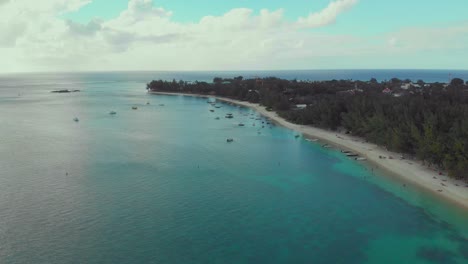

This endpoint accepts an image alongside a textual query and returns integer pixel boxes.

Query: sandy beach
[150,91,468,209]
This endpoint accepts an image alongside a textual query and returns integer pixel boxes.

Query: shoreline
[149,91,468,210]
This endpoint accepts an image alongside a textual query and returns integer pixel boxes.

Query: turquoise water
[1,72,468,263]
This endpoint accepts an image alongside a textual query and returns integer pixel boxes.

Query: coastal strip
[149,91,468,210]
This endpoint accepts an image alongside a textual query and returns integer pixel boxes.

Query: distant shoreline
[149,91,468,210]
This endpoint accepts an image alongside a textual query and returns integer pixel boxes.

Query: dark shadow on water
[457,240,468,260]
[417,246,456,264]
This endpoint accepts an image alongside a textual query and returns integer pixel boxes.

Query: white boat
[355,157,367,161]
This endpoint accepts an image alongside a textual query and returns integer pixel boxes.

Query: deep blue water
[0,71,468,263]
[1,69,467,86]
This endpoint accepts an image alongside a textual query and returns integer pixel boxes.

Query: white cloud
[67,19,102,37]
[296,0,358,28]
[1,0,297,71]
[388,37,398,48]
[0,21,27,47]
[112,0,172,25]
[1,0,467,72]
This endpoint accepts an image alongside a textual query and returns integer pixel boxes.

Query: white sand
[150,91,468,209]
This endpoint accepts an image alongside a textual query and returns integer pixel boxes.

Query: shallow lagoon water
[0,72,468,263]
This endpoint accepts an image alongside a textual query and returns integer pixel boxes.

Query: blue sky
[1,0,468,72]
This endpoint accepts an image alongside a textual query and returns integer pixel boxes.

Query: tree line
[147,77,468,180]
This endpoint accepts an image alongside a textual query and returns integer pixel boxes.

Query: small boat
[322,144,331,148]
[238,123,245,127]
[225,114,233,119]
[295,135,301,138]
[109,111,117,115]
[210,109,215,112]
[215,106,221,108]
[215,117,220,120]
[346,153,359,157]
[132,106,138,110]
[73,117,79,122]
[226,138,234,143]
[159,104,165,106]
[146,102,150,105]
[355,157,367,161]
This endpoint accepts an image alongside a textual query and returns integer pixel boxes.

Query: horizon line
[1,68,468,75]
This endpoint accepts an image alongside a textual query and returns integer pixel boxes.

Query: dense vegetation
[147,77,468,180]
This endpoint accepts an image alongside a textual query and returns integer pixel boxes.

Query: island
[147,76,468,207]
[51,89,81,93]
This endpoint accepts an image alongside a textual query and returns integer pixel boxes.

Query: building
[401,83,411,90]
[295,104,307,110]
[382,88,392,94]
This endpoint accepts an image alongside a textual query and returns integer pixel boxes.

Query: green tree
[450,78,464,86]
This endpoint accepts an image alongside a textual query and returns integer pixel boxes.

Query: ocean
[0,70,468,263]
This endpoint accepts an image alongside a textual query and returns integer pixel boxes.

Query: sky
[1,0,468,72]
